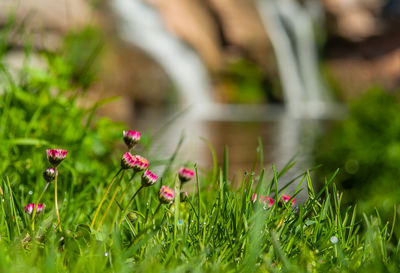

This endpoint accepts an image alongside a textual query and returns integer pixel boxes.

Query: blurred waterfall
[111,0,214,113]
[110,0,335,201]
[257,0,331,117]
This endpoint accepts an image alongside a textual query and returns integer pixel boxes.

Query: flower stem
[150,203,162,222]
[31,182,50,231]
[97,185,121,231]
[54,170,62,232]
[111,171,137,227]
[187,199,200,232]
[96,171,125,230]
[129,171,137,181]
[90,168,123,229]
[187,199,199,220]
[118,185,143,227]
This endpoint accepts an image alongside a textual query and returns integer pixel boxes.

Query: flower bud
[251,193,257,203]
[43,167,58,182]
[259,195,274,208]
[180,191,188,202]
[37,203,44,213]
[123,130,141,149]
[64,229,74,238]
[121,152,136,169]
[127,212,137,222]
[159,186,175,204]
[46,149,68,167]
[141,170,158,187]
[281,194,296,205]
[24,203,34,214]
[132,155,149,172]
[178,167,194,183]
[24,203,44,214]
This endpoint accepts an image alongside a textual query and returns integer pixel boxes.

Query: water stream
[256,0,331,117]
[111,0,214,109]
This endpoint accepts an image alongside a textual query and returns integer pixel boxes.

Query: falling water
[255,0,339,199]
[256,0,331,118]
[111,0,214,113]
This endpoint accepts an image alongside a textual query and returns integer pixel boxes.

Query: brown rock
[149,0,223,71]
[206,0,271,69]
[328,48,400,99]
[323,0,383,41]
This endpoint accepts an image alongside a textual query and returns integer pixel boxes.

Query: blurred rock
[149,0,223,72]
[328,50,400,99]
[206,0,272,70]
[323,0,383,41]
[326,26,400,99]
[149,0,272,71]
[383,0,400,22]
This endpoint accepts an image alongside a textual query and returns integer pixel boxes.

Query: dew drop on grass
[330,236,338,244]
[28,191,33,195]
[146,202,149,206]
[104,252,109,257]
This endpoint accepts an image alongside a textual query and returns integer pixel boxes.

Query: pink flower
[121,152,136,169]
[133,155,149,172]
[141,170,158,187]
[159,186,175,204]
[123,130,141,149]
[178,167,194,183]
[251,193,258,203]
[24,204,34,214]
[259,195,275,208]
[46,149,68,167]
[43,167,58,182]
[37,203,44,213]
[281,194,296,205]
[24,203,44,214]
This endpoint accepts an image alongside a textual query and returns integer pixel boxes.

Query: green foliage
[60,27,104,89]
[223,59,268,104]
[0,24,126,233]
[315,88,400,214]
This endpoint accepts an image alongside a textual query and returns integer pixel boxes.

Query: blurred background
[1,0,400,213]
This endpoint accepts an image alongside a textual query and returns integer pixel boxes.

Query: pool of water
[131,104,335,202]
